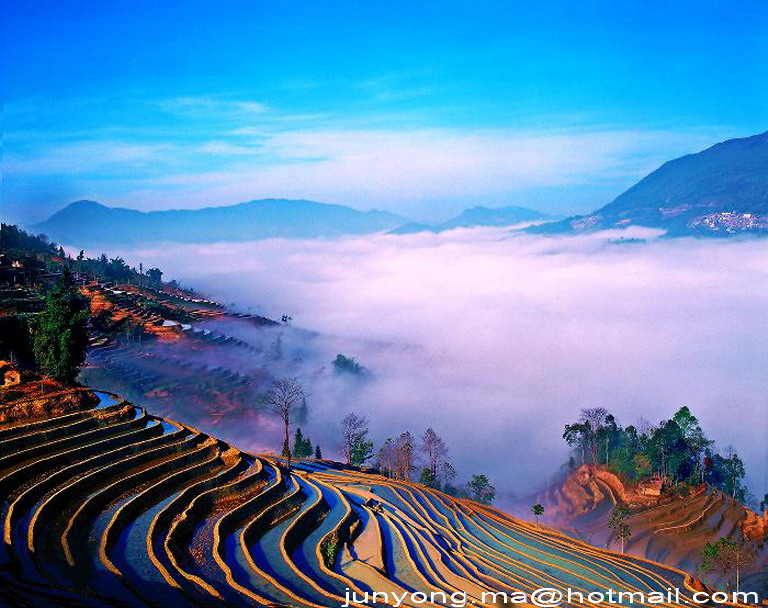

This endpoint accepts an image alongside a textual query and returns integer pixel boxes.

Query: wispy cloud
[157,96,271,117]
[133,126,727,215]
[4,90,740,220]
[6,141,176,175]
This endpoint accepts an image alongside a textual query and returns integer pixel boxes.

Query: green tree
[442,484,458,496]
[314,444,323,459]
[721,450,746,500]
[672,406,698,437]
[146,267,163,283]
[563,422,590,465]
[672,406,712,483]
[31,268,90,384]
[341,413,373,466]
[708,449,747,500]
[608,505,632,553]
[600,414,621,466]
[350,437,374,466]
[648,419,687,479]
[699,536,755,593]
[467,474,496,505]
[293,428,313,458]
[531,503,545,524]
[418,466,439,489]
[293,428,305,457]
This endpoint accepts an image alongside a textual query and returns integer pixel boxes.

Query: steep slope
[532,130,768,236]
[33,199,407,246]
[533,465,767,593]
[0,387,715,607]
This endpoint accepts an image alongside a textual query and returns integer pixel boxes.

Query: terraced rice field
[0,390,711,607]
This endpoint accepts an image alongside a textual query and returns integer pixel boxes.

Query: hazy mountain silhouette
[33,199,407,245]
[390,205,552,234]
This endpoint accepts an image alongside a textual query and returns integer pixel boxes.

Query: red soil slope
[535,465,767,592]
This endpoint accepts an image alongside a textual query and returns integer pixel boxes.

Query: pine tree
[292,428,313,458]
[314,444,322,459]
[293,428,305,458]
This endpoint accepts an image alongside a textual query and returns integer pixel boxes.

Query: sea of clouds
[114,227,768,505]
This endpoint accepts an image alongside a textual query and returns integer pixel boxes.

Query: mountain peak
[64,199,109,211]
[530,129,768,237]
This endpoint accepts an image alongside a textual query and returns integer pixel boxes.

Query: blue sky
[3,0,768,224]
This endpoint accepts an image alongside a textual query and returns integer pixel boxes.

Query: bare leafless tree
[580,407,608,464]
[421,427,448,479]
[376,439,393,477]
[264,377,306,467]
[635,416,652,437]
[394,432,416,480]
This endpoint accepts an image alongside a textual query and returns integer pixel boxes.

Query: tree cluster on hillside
[292,427,318,459]
[1,224,59,256]
[74,253,162,286]
[1,224,61,284]
[332,354,369,377]
[374,426,494,504]
[563,406,747,500]
[1,224,165,288]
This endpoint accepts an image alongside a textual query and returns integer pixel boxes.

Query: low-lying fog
[114,228,767,504]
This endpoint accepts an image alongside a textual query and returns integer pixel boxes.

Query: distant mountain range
[531,130,768,237]
[32,199,553,246]
[389,205,554,234]
[32,199,407,246]
[32,130,768,244]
